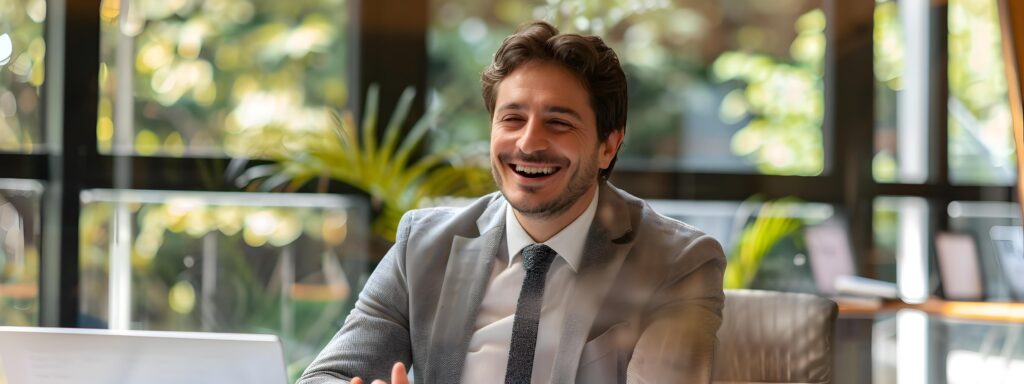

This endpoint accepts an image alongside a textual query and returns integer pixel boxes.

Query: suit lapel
[426,199,505,384]
[550,183,640,382]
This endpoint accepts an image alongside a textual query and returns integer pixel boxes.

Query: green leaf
[234,83,496,241]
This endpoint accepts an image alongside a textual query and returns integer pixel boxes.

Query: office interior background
[0,0,1022,382]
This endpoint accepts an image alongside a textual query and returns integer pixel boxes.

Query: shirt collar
[504,188,599,273]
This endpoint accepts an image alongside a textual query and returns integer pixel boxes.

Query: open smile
[507,162,563,180]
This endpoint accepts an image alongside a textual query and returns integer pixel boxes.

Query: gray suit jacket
[298,183,725,383]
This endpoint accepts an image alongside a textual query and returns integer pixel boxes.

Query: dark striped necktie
[504,244,557,384]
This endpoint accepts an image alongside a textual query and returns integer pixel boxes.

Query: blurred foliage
[723,197,805,289]
[711,9,825,175]
[874,1,905,93]
[871,0,902,183]
[0,191,41,326]
[0,0,46,153]
[948,0,1017,185]
[235,85,495,241]
[97,0,348,157]
[872,198,901,284]
[80,196,362,383]
[873,0,1017,185]
[429,0,823,174]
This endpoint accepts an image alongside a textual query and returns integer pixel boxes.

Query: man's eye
[550,120,572,127]
[501,116,524,122]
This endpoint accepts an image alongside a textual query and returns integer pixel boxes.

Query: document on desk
[991,225,1024,299]
[0,327,287,384]
[805,224,855,295]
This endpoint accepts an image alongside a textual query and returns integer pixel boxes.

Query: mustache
[497,151,569,166]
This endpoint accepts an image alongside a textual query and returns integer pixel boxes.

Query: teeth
[515,165,555,175]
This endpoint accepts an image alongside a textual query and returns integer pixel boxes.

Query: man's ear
[600,129,625,169]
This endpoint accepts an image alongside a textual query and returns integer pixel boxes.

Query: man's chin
[504,192,573,219]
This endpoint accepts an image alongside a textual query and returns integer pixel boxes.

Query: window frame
[0,0,1015,327]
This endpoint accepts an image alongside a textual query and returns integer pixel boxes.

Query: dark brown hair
[481,21,628,179]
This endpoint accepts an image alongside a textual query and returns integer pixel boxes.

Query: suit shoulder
[633,202,724,264]
[637,202,711,243]
[399,192,503,240]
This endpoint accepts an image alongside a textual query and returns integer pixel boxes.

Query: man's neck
[513,184,598,242]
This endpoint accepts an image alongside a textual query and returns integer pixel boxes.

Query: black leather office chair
[714,289,838,384]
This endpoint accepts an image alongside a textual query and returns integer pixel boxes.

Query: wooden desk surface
[838,297,1024,322]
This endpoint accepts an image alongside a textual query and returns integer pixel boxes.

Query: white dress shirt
[460,190,599,383]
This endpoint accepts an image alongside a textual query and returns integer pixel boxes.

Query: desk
[835,300,1024,384]
[839,298,1024,323]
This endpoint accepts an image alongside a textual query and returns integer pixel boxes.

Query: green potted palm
[724,197,805,289]
[233,85,495,242]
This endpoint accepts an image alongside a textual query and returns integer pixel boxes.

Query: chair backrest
[713,289,838,384]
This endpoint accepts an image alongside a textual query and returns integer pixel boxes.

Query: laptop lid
[0,327,287,384]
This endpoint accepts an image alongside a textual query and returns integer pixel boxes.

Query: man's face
[490,60,621,219]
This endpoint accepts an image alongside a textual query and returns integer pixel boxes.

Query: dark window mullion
[350,0,429,137]
[825,0,876,276]
[612,171,845,203]
[874,183,1015,201]
[929,4,952,246]
[42,0,103,328]
[0,154,49,180]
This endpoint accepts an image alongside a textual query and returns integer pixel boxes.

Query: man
[299,21,725,384]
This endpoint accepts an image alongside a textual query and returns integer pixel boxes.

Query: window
[97,0,349,157]
[429,0,827,175]
[873,0,1019,185]
[0,179,42,326]
[0,0,1019,380]
[0,0,46,153]
[78,190,369,380]
[873,196,930,301]
[651,199,835,292]
[872,0,904,182]
[948,0,1017,185]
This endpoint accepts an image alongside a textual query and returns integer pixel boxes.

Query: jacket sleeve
[627,234,726,384]
[296,211,417,384]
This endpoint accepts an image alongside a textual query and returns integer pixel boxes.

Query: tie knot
[521,244,557,273]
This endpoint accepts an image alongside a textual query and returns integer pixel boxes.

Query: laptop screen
[0,327,287,384]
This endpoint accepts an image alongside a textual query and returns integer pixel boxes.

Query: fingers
[392,362,409,384]
[350,362,408,384]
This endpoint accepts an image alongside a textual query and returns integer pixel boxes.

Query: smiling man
[299,21,725,384]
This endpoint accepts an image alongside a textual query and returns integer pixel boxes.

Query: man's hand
[350,362,408,384]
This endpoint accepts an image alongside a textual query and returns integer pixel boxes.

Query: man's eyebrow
[546,106,583,121]
[494,103,583,121]
[495,102,525,112]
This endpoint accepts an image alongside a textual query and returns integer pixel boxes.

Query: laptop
[0,326,287,384]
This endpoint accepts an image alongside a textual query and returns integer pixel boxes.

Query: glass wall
[873,196,930,301]
[97,0,348,157]
[0,0,1020,381]
[78,190,369,380]
[872,0,904,183]
[0,179,43,326]
[872,0,1020,185]
[651,199,835,292]
[0,0,47,153]
[948,0,1017,185]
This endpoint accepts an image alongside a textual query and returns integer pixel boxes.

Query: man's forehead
[493,63,593,117]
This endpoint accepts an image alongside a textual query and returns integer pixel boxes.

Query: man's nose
[516,118,548,154]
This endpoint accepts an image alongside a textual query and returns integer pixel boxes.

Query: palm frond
[235,84,495,242]
[724,197,804,289]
